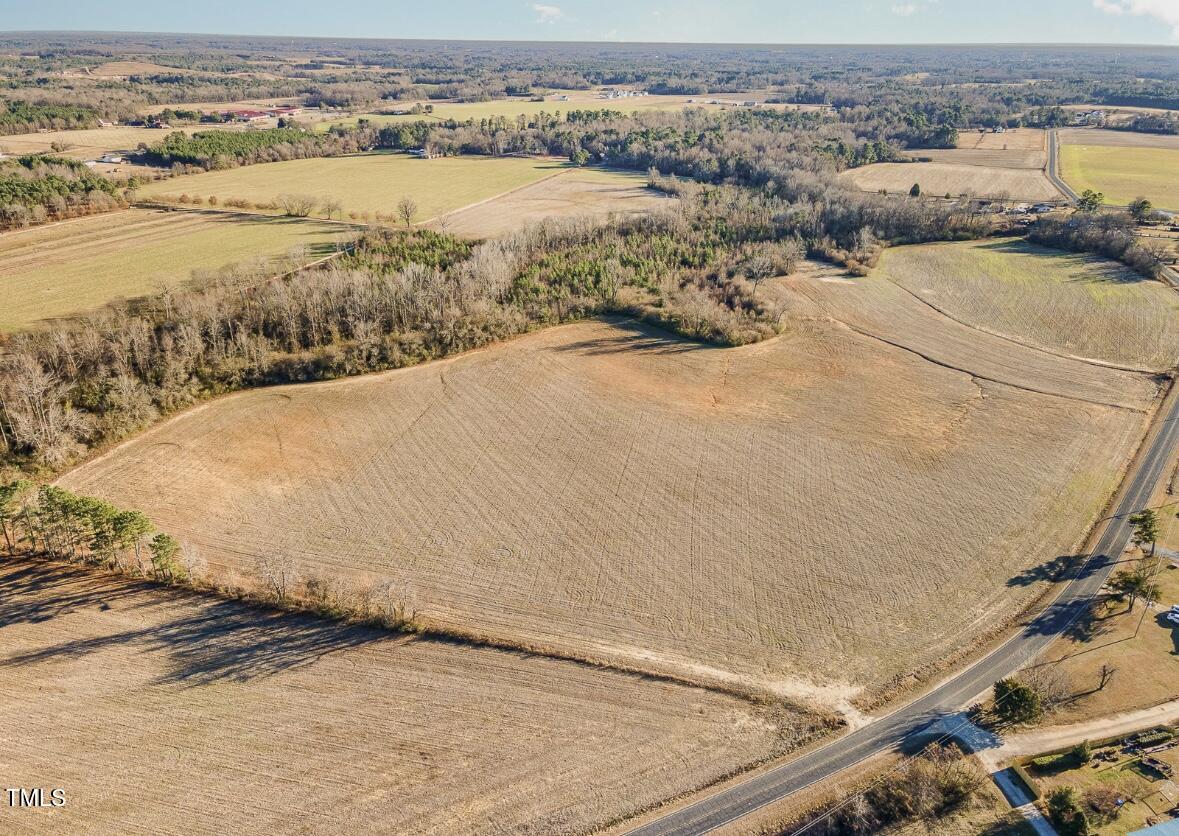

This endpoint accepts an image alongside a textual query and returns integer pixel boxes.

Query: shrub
[1045,787,1091,836]
[994,677,1043,724]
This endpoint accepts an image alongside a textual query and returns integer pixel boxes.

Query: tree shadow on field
[1006,553,1088,588]
[0,558,392,685]
[0,558,151,628]
[553,320,719,357]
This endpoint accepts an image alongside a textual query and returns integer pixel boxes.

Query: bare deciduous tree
[256,553,297,602]
[277,193,318,217]
[396,196,418,230]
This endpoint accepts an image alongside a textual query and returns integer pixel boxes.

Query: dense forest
[0,100,98,134]
[0,155,130,229]
[139,127,368,168]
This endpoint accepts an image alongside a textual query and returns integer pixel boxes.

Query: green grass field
[1059,144,1179,209]
[0,209,347,331]
[876,237,1179,370]
[138,152,568,220]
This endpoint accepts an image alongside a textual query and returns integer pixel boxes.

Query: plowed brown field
[60,257,1154,706]
[0,558,788,835]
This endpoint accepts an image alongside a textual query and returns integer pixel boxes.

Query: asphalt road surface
[1046,128,1080,204]
[628,384,1179,836]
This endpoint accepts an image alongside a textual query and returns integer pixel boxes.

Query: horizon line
[1,29,1177,49]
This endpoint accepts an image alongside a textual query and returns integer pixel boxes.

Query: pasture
[1058,134,1179,209]
[439,167,674,237]
[137,152,567,221]
[0,125,197,160]
[61,253,1152,707]
[874,239,1179,370]
[0,558,789,835]
[841,161,1061,201]
[0,209,346,331]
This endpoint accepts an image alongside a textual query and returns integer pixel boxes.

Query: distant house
[98,153,124,164]
[268,106,302,117]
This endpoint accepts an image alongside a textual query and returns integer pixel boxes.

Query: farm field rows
[841,161,1061,201]
[919,127,1047,168]
[438,167,673,237]
[788,261,1157,409]
[0,558,789,835]
[874,239,1179,370]
[61,254,1153,706]
[0,209,347,331]
[137,152,568,221]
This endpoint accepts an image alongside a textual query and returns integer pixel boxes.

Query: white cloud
[891,2,918,14]
[1094,0,1179,37]
[533,3,564,23]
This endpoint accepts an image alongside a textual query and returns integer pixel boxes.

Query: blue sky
[0,0,1176,44]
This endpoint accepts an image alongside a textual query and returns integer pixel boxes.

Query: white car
[1168,605,1179,625]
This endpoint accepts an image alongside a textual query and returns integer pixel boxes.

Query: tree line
[0,101,99,136]
[0,178,990,472]
[0,481,182,580]
[0,155,135,230]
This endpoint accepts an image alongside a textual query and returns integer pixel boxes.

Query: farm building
[225,109,270,122]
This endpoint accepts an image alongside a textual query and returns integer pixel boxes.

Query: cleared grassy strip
[439,167,673,237]
[1059,143,1179,209]
[0,209,346,331]
[137,152,568,220]
[877,239,1179,370]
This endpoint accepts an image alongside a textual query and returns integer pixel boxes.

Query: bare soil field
[438,168,674,237]
[61,265,1152,708]
[841,161,1061,201]
[0,209,346,331]
[874,239,1179,371]
[1058,128,1179,150]
[914,129,1047,170]
[0,558,789,835]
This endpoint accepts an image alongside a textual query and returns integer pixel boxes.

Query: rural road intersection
[628,382,1179,835]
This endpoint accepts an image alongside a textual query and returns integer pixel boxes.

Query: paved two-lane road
[1046,128,1080,204]
[629,384,1179,835]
